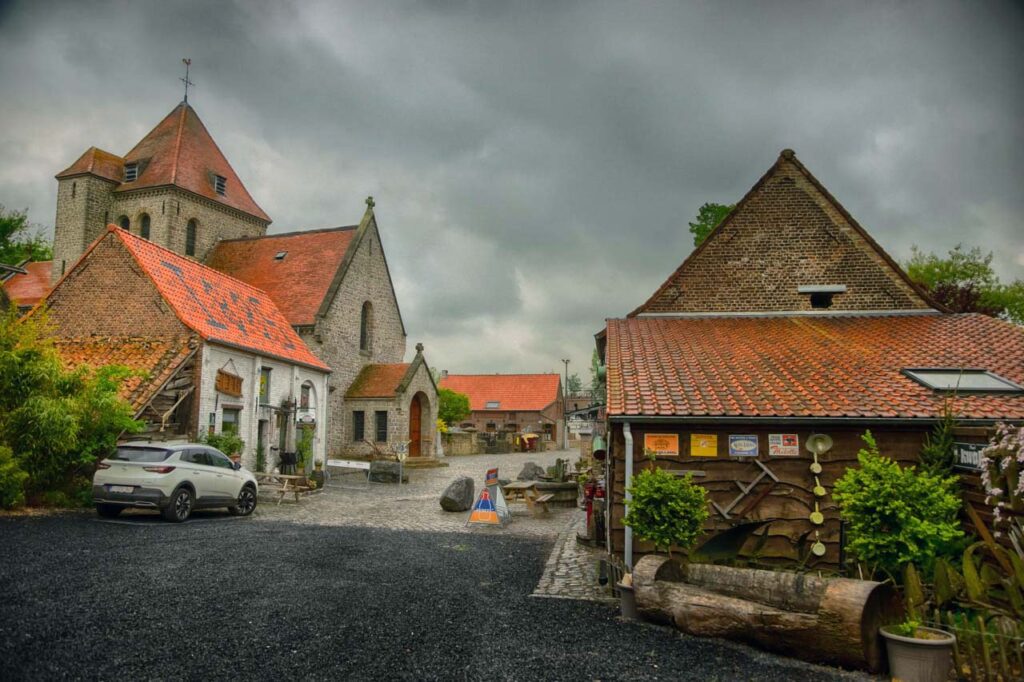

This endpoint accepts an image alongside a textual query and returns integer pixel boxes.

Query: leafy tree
[590,349,605,403]
[0,206,52,265]
[688,202,734,247]
[906,244,1024,324]
[566,373,582,394]
[624,467,708,558]
[0,309,141,503]
[833,431,963,578]
[0,445,27,509]
[438,387,470,427]
[919,400,956,475]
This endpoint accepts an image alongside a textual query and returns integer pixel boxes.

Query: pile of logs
[632,555,900,672]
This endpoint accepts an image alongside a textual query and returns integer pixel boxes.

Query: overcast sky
[1,1,1021,379]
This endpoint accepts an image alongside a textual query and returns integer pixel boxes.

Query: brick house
[34,101,437,462]
[42,225,331,471]
[438,373,565,446]
[598,149,1024,570]
[2,260,51,314]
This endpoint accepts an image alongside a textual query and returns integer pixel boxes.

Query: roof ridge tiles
[216,225,359,243]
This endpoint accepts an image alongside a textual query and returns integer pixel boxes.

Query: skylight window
[903,368,1023,393]
[485,401,500,409]
[274,251,287,261]
[214,175,227,196]
[124,163,139,182]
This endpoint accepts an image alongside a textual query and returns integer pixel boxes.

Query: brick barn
[438,373,565,447]
[597,149,1024,570]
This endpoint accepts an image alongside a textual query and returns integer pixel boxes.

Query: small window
[903,369,1023,393]
[375,410,388,443]
[139,214,151,240]
[259,368,271,404]
[485,401,500,409]
[300,383,311,409]
[214,175,227,196]
[124,163,138,182]
[118,215,130,230]
[353,411,365,442]
[798,285,846,310]
[221,408,241,434]
[186,219,198,256]
[360,302,373,352]
[274,251,287,260]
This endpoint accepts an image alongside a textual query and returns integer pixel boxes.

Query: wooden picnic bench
[255,473,311,505]
[501,481,553,515]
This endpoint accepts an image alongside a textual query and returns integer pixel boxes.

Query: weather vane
[180,58,194,104]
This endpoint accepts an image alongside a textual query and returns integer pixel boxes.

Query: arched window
[185,219,198,256]
[139,214,151,240]
[118,215,130,230]
[360,302,373,352]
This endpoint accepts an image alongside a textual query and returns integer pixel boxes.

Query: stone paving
[532,511,617,604]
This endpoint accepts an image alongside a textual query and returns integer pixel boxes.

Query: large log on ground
[633,555,899,672]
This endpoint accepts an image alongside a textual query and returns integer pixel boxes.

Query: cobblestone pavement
[258,449,582,538]
[532,512,617,603]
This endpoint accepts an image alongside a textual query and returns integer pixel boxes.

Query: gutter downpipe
[623,421,634,571]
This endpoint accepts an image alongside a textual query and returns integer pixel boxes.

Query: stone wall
[52,176,117,283]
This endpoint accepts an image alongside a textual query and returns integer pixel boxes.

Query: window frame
[374,410,388,443]
[352,410,365,443]
[124,163,139,182]
[214,174,227,196]
[360,302,373,352]
[185,219,198,256]
[139,213,151,240]
[259,368,271,404]
[901,368,1024,394]
[221,407,241,434]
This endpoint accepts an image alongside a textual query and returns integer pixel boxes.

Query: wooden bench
[533,493,555,515]
[255,473,311,505]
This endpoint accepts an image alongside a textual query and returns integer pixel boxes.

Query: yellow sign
[644,434,679,457]
[690,434,718,457]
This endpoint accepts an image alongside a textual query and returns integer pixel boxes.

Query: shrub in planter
[203,432,244,459]
[833,431,963,579]
[623,467,709,558]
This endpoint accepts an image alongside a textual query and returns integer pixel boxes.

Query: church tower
[52,103,271,283]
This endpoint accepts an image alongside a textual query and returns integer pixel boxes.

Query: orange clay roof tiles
[54,336,197,413]
[605,313,1024,420]
[346,363,413,399]
[206,227,357,327]
[3,261,51,308]
[55,147,126,183]
[107,226,329,372]
[439,374,562,412]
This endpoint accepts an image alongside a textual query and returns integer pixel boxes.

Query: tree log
[633,555,899,672]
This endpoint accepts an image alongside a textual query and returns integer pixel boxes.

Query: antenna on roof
[180,58,194,104]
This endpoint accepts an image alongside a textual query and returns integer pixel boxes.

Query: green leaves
[437,388,471,426]
[623,467,709,556]
[688,202,735,247]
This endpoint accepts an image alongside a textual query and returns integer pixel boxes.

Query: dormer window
[798,285,847,310]
[902,368,1023,394]
[485,401,500,409]
[214,175,227,196]
[274,251,287,261]
[124,163,139,182]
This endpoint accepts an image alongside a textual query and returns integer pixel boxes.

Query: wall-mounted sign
[644,434,680,457]
[215,369,243,397]
[953,442,986,471]
[768,433,800,457]
[690,434,718,458]
[729,435,759,457]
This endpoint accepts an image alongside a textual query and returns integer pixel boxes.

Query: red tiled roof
[3,261,51,309]
[115,104,270,222]
[605,313,1024,420]
[55,336,197,413]
[105,226,329,371]
[346,363,412,399]
[439,374,561,412]
[207,227,357,326]
[55,147,125,183]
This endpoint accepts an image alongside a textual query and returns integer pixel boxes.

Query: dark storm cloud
[1,0,1021,376]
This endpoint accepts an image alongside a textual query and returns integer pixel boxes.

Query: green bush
[624,467,709,558]
[203,431,244,457]
[833,431,963,578]
[0,445,27,509]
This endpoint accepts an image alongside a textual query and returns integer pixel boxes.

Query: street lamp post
[561,358,570,449]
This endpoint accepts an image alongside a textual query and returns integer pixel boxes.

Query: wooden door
[409,394,422,457]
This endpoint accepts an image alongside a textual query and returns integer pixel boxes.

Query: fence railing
[929,611,1024,681]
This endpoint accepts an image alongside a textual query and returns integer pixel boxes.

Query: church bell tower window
[140,214,151,240]
[186,220,198,256]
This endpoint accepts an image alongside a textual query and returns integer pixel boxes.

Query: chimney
[441,370,448,380]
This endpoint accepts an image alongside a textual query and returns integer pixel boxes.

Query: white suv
[92,443,258,522]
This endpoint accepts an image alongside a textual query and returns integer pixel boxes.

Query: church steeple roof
[115,103,270,222]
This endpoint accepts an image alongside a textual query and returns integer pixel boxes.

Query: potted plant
[879,619,955,682]
[620,461,709,619]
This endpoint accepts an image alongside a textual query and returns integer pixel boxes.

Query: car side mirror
[233,462,242,471]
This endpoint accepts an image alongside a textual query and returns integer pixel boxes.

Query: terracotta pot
[880,626,955,682]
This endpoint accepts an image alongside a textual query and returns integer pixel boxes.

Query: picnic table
[501,481,554,514]
[255,473,311,505]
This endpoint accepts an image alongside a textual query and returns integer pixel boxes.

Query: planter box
[880,626,955,682]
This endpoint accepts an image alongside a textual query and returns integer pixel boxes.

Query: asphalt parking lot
[0,512,866,681]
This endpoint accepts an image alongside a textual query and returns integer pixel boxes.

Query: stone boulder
[368,460,409,484]
[517,462,545,481]
[439,476,475,512]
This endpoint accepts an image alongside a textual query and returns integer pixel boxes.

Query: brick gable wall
[638,155,934,314]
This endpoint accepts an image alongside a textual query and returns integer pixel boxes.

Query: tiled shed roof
[207,227,357,326]
[105,226,329,372]
[605,313,1024,421]
[56,147,125,183]
[2,260,51,309]
[346,363,413,399]
[439,374,562,412]
[55,335,197,413]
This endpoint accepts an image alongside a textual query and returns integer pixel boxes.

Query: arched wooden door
[408,393,422,457]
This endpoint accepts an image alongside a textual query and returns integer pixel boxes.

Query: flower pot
[880,626,955,682]
[617,582,637,620]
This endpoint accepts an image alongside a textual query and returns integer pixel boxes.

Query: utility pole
[561,358,570,450]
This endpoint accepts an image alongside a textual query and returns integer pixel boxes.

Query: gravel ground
[0,513,868,681]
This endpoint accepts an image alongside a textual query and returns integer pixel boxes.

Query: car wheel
[162,487,193,522]
[228,485,257,516]
[96,503,122,518]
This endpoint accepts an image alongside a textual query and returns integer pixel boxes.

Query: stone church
[38,101,437,466]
